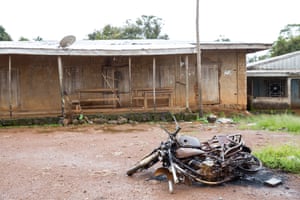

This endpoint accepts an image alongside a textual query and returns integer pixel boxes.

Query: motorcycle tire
[242,145,251,153]
[126,151,159,176]
[238,154,262,172]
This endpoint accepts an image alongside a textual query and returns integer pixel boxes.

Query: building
[0,40,270,119]
[247,51,300,109]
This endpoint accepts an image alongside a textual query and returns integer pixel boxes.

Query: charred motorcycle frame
[127,115,262,193]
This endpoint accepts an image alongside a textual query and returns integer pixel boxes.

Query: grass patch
[254,144,300,174]
[239,114,300,134]
[196,117,208,123]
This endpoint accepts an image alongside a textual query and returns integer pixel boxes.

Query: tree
[87,15,169,40]
[270,24,300,57]
[19,36,29,41]
[33,36,43,41]
[88,25,122,40]
[279,24,300,39]
[0,25,12,41]
[135,15,169,39]
[120,19,144,39]
[247,53,271,63]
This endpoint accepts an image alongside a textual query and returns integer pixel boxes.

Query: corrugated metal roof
[0,40,271,56]
[247,51,300,71]
[247,70,300,77]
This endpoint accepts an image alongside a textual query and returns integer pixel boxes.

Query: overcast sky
[1,0,299,43]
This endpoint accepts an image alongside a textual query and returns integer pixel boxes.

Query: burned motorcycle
[126,116,262,193]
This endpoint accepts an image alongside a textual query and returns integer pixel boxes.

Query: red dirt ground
[0,121,299,200]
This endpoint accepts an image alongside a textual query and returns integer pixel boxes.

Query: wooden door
[202,63,219,104]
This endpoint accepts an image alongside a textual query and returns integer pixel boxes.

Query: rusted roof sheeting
[0,40,271,56]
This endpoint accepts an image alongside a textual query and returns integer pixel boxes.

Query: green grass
[254,144,300,173]
[229,114,300,173]
[239,114,300,134]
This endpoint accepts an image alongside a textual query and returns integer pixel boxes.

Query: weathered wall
[251,97,289,109]
[200,51,247,110]
[0,55,61,112]
[62,56,106,97]
[15,55,61,111]
[0,51,247,118]
[131,55,177,106]
[130,55,197,107]
[0,55,9,110]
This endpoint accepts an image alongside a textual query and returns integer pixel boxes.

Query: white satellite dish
[59,35,76,48]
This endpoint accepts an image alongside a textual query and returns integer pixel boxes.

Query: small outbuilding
[247,51,300,109]
[0,40,270,119]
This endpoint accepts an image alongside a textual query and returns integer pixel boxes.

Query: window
[251,78,287,97]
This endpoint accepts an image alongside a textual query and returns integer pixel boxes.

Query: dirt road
[0,122,299,200]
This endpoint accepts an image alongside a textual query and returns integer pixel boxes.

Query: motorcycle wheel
[238,154,262,172]
[242,145,251,153]
[126,151,159,176]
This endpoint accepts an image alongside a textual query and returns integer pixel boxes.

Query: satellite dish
[59,35,76,48]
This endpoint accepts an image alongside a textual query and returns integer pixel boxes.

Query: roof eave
[199,43,272,52]
[0,41,272,56]
[247,70,300,77]
[0,47,197,56]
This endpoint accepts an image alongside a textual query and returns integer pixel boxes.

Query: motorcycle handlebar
[172,114,181,135]
[161,114,181,137]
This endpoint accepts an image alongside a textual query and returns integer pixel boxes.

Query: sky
[1,0,299,43]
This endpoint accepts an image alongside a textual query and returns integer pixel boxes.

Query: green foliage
[254,144,300,173]
[279,24,300,38]
[136,15,168,39]
[121,19,143,39]
[33,36,43,41]
[88,25,122,40]
[196,116,208,123]
[239,114,300,134]
[0,25,12,41]
[271,24,300,57]
[247,53,271,63]
[218,111,225,118]
[88,15,169,40]
[19,36,29,41]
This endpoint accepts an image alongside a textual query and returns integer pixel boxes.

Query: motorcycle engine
[189,158,223,181]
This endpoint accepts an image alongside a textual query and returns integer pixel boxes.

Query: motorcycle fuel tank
[177,135,201,148]
[176,135,203,158]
